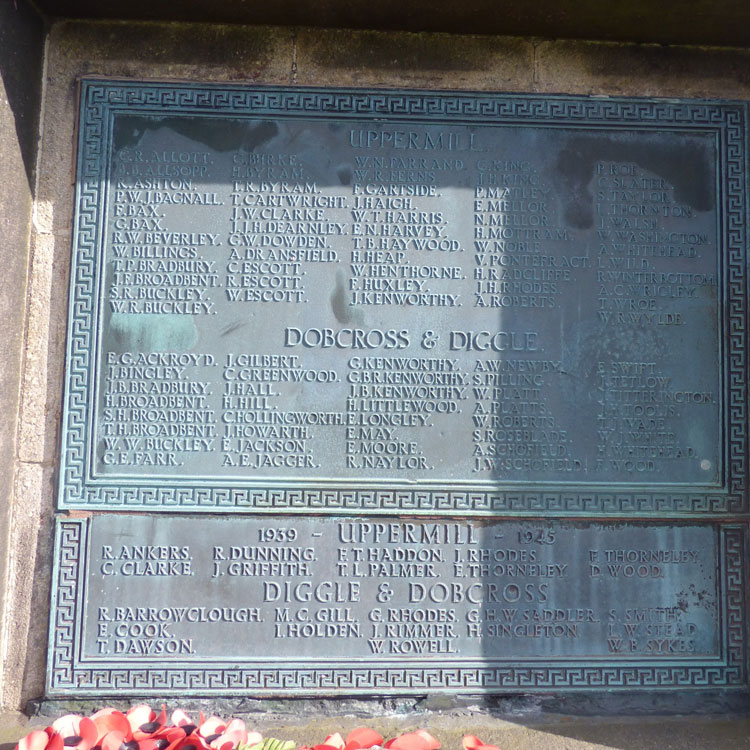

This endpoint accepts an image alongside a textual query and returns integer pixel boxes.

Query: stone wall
[0,0,45,713]
[3,17,750,710]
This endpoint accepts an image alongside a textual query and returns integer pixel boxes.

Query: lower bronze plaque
[48,515,746,695]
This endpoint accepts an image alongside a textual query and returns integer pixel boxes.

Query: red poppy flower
[320,735,345,750]
[213,721,260,750]
[196,718,225,741]
[385,731,439,750]
[51,715,98,750]
[126,706,169,742]
[170,712,201,736]
[345,728,383,750]
[163,732,209,750]
[17,729,64,750]
[412,731,439,750]
[90,709,131,745]
[462,735,501,750]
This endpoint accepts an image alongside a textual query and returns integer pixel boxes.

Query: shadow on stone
[0,0,45,191]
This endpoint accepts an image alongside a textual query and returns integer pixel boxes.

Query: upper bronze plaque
[60,82,749,515]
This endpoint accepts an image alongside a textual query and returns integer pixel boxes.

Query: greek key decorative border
[73,486,746,515]
[59,81,749,515]
[47,519,747,695]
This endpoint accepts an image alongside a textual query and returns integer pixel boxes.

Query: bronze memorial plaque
[49,82,749,695]
[49,515,745,695]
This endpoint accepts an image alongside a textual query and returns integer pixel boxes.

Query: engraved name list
[94,112,721,491]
